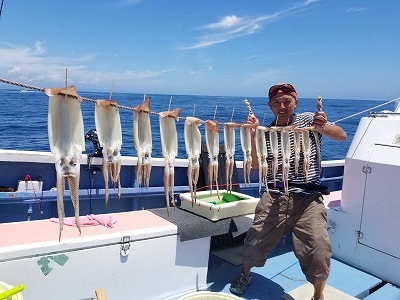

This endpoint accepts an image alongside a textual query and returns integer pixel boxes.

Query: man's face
[268,95,298,124]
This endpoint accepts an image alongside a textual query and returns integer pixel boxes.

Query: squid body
[255,126,269,194]
[240,124,254,186]
[160,108,181,216]
[269,127,280,187]
[47,86,85,241]
[205,120,220,198]
[184,117,203,206]
[133,98,152,189]
[301,128,311,183]
[95,100,123,206]
[223,122,241,192]
[281,126,296,195]
[293,129,302,175]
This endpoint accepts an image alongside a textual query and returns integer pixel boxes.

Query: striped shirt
[265,112,325,193]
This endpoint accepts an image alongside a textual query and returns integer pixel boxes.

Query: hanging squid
[133,97,152,189]
[314,94,323,172]
[241,98,256,187]
[184,116,203,206]
[95,99,122,206]
[255,125,269,194]
[301,127,312,183]
[313,130,322,173]
[160,108,181,216]
[281,125,296,195]
[269,126,281,187]
[293,128,302,175]
[46,86,85,241]
[205,120,220,198]
[223,122,241,193]
[240,123,255,186]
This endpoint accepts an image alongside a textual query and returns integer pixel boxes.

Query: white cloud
[346,7,368,13]
[181,14,275,50]
[181,0,317,50]
[202,15,242,29]
[0,42,174,91]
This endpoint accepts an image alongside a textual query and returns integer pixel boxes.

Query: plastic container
[180,189,259,221]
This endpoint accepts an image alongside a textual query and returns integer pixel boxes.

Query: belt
[267,182,330,195]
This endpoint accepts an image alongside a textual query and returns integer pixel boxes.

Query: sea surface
[0,88,395,161]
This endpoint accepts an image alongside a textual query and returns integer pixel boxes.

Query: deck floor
[173,236,392,300]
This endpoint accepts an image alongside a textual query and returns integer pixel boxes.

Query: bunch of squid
[250,97,323,196]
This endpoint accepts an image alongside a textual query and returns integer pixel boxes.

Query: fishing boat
[0,95,399,299]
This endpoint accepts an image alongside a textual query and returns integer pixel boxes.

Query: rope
[0,77,186,120]
[3,77,399,125]
[333,97,400,124]
[0,78,45,92]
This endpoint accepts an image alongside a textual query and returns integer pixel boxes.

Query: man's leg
[313,279,326,300]
[241,260,251,277]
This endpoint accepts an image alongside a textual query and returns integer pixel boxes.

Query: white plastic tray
[179,189,259,221]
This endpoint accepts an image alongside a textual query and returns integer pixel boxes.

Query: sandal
[229,272,252,295]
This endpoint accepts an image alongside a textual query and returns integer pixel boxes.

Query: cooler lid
[0,210,177,261]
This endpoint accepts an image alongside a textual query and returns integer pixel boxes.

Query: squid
[313,130,322,173]
[301,127,312,183]
[184,116,203,206]
[315,94,323,172]
[205,120,220,198]
[255,126,269,194]
[159,108,181,216]
[223,122,241,193]
[269,126,280,187]
[293,128,302,175]
[95,100,122,206]
[46,86,85,241]
[240,123,255,186]
[133,98,152,189]
[281,126,296,195]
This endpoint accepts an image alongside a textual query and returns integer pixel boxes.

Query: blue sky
[0,0,399,100]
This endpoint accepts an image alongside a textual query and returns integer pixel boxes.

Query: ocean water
[0,88,394,161]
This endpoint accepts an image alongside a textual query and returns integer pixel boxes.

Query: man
[230,83,347,300]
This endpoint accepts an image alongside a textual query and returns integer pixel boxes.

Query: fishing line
[333,97,400,124]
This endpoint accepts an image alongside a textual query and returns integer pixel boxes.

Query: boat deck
[171,233,400,299]
[192,243,388,299]
[171,191,400,300]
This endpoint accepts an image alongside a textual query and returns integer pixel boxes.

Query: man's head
[268,83,298,125]
[268,83,297,101]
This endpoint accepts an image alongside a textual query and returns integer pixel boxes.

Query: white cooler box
[180,189,259,221]
[0,210,210,300]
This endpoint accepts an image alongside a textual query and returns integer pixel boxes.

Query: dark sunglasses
[268,84,296,100]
